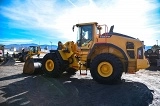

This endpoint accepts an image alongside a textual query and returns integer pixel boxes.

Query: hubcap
[45,59,54,72]
[97,62,113,77]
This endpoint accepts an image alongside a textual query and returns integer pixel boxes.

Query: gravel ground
[0,63,160,106]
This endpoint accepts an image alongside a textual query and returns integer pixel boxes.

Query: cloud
[0,39,33,45]
[0,0,57,29]
[0,0,159,45]
[55,0,160,45]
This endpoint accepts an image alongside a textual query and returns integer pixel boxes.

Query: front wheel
[90,53,123,84]
[42,53,62,77]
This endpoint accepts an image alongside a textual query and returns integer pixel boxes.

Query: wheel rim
[97,62,113,77]
[45,59,54,72]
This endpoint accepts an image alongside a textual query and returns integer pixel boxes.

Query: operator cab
[76,24,93,47]
[28,46,41,54]
[73,22,98,47]
[73,22,109,48]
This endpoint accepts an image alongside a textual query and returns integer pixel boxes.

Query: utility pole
[50,41,52,50]
[156,40,158,46]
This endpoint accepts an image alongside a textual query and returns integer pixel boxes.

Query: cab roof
[76,22,98,26]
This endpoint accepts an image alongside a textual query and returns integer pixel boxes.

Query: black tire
[147,49,153,54]
[42,53,62,78]
[19,56,24,62]
[23,55,27,62]
[155,49,160,55]
[90,53,123,84]
[66,68,77,75]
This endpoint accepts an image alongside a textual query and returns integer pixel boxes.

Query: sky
[0,0,160,46]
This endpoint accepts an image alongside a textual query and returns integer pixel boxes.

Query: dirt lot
[0,62,160,106]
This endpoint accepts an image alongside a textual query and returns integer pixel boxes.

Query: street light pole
[50,41,52,50]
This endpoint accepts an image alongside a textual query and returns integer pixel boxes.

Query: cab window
[77,25,92,47]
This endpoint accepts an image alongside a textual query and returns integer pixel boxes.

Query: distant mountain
[5,43,37,49]
[5,43,57,51]
[4,43,152,52]
[40,44,57,50]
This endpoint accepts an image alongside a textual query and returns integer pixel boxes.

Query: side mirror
[97,25,102,30]
[72,25,75,32]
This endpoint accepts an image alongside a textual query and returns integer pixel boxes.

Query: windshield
[77,25,92,47]
[29,46,37,53]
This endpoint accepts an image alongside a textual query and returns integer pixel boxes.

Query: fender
[87,43,128,72]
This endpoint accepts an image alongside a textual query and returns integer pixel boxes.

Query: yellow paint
[137,59,150,70]
[45,59,54,72]
[55,22,149,74]
[97,62,113,77]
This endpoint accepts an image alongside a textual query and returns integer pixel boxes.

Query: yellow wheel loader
[23,46,44,74]
[40,22,149,84]
[0,44,15,66]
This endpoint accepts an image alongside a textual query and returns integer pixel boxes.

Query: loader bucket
[23,57,43,74]
[0,57,15,66]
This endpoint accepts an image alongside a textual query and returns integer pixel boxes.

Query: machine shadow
[58,72,154,106]
[0,73,27,81]
[0,72,154,106]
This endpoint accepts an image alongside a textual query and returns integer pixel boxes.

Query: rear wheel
[19,56,24,62]
[155,49,160,55]
[42,53,62,77]
[90,53,123,84]
[147,49,153,54]
[22,55,27,62]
